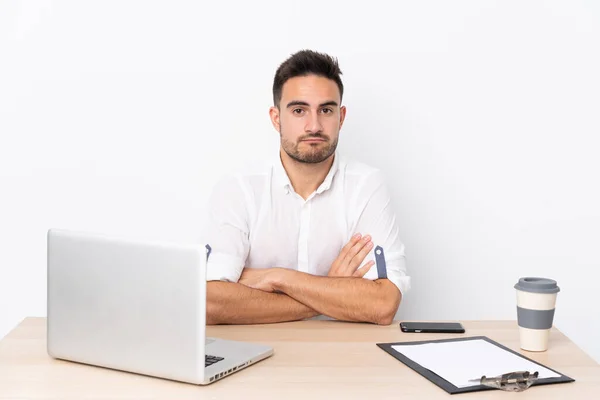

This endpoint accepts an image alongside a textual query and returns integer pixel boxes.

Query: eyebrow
[286,100,339,108]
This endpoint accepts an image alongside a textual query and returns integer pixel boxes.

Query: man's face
[270,75,346,164]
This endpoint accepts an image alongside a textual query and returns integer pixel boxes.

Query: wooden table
[1,318,599,399]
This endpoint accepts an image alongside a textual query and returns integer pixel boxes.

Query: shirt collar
[273,152,340,195]
[316,152,339,194]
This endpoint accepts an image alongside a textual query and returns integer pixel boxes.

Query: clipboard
[377,336,575,395]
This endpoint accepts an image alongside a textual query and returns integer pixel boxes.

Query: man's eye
[293,108,304,114]
[320,108,333,114]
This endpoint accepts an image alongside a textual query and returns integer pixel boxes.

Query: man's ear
[339,105,347,130]
[269,106,281,133]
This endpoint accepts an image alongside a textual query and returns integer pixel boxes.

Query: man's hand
[239,233,374,292]
[239,267,283,292]
[328,233,375,278]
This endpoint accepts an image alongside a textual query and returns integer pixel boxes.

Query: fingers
[343,234,372,269]
[339,233,362,260]
[353,260,375,278]
[329,233,375,277]
[351,238,374,269]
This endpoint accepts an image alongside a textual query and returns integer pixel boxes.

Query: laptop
[46,228,274,385]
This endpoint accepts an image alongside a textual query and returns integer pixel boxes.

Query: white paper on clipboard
[391,339,560,388]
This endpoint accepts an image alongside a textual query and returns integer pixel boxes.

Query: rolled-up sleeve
[202,175,250,283]
[351,170,411,296]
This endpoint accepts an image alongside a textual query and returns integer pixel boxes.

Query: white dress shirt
[203,152,410,295]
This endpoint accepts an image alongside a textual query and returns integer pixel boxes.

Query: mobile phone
[399,321,465,333]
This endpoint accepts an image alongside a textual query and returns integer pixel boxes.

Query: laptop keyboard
[205,355,224,367]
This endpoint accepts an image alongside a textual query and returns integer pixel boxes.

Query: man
[204,50,410,325]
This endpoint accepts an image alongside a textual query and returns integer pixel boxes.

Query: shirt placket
[297,199,312,273]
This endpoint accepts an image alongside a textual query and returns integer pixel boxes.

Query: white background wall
[1,1,599,362]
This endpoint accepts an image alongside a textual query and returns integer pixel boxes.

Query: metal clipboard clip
[469,370,539,392]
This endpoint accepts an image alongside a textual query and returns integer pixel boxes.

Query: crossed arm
[207,234,402,326]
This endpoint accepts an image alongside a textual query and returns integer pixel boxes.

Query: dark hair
[272,49,344,107]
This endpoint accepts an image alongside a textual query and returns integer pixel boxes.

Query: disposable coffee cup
[514,277,560,352]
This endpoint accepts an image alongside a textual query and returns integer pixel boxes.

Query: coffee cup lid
[514,277,560,294]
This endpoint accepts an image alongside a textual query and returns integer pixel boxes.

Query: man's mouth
[301,137,327,143]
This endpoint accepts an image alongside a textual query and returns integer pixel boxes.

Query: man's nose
[304,110,323,133]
